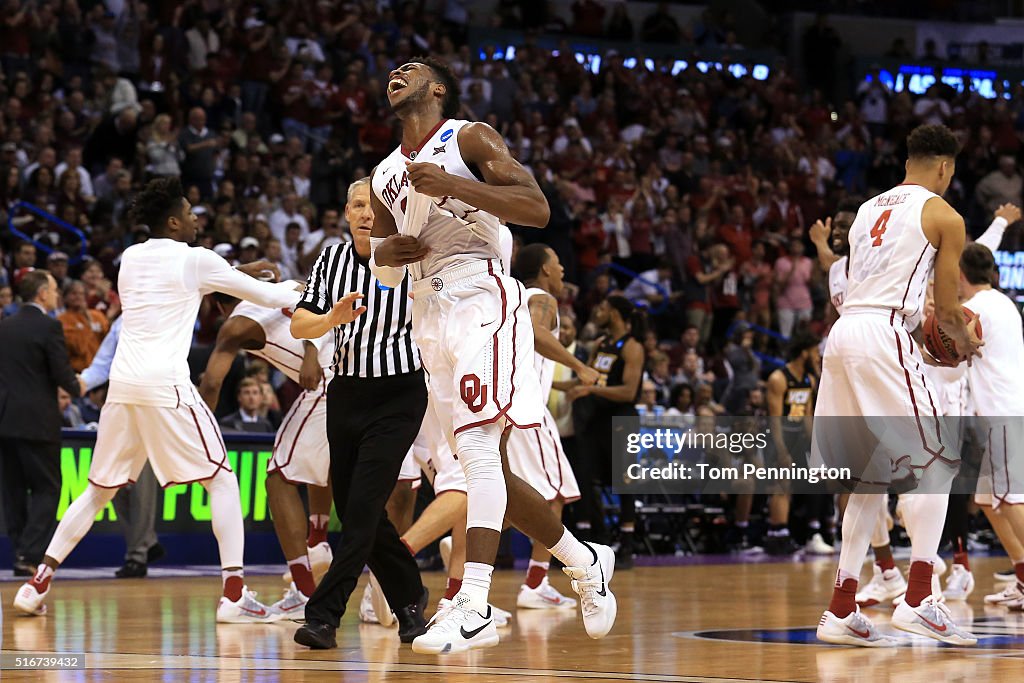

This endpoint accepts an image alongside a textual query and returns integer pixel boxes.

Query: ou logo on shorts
[431,277,443,291]
[460,374,487,413]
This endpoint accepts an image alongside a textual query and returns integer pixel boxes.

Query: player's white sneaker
[368,572,394,627]
[13,581,48,616]
[308,542,332,583]
[412,599,500,654]
[216,587,284,624]
[941,564,975,602]
[816,608,898,647]
[891,595,977,645]
[805,533,835,555]
[985,581,1024,605]
[563,542,617,639]
[439,536,452,573]
[517,576,577,609]
[994,566,1016,583]
[856,565,907,607]
[270,583,309,619]
[359,582,379,623]
[434,598,509,627]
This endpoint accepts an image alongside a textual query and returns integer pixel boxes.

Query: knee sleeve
[456,423,507,533]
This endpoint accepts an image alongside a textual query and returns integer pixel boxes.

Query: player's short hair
[961,242,998,286]
[515,243,552,282]
[413,55,460,118]
[607,294,648,342]
[906,124,960,160]
[130,177,185,233]
[19,269,52,302]
[835,197,861,215]
[346,177,370,203]
[786,329,821,361]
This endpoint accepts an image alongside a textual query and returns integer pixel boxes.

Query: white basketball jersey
[963,288,1024,416]
[231,299,332,384]
[828,256,848,315]
[372,119,504,280]
[525,287,558,397]
[843,184,939,322]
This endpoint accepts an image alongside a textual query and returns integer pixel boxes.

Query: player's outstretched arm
[199,316,262,410]
[528,293,599,385]
[192,248,300,309]
[975,202,1021,252]
[809,218,839,271]
[406,122,550,228]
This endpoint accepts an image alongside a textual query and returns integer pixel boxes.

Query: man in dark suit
[218,378,275,432]
[0,270,84,576]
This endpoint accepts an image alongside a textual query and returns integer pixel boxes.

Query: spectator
[178,107,218,198]
[80,260,120,320]
[144,114,182,179]
[184,13,220,71]
[774,238,814,338]
[270,192,310,243]
[665,383,695,417]
[0,269,83,576]
[58,280,110,372]
[59,387,85,428]
[913,85,951,126]
[721,328,761,413]
[975,155,1023,216]
[0,284,14,318]
[54,146,94,199]
[220,377,275,432]
[685,240,733,347]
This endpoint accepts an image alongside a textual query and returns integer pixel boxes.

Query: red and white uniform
[505,288,581,502]
[812,185,958,486]
[828,256,847,315]
[90,239,299,487]
[230,298,332,487]
[372,119,544,448]
[963,287,1024,506]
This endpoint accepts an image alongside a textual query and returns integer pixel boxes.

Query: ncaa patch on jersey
[440,129,453,142]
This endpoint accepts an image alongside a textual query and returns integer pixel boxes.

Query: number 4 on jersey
[870,209,891,247]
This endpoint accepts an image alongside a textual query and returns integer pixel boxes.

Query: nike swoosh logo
[540,593,564,604]
[847,625,870,638]
[597,559,607,597]
[461,621,492,639]
[240,606,267,617]
[918,614,947,632]
[480,319,496,327]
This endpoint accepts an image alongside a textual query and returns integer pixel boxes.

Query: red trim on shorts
[272,390,323,472]
[401,118,449,158]
[87,478,136,489]
[996,425,1010,506]
[543,412,566,494]
[267,465,322,487]
[187,404,232,477]
[533,428,557,492]
[160,471,225,488]
[891,328,957,469]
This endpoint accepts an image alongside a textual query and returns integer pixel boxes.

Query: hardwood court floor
[2,556,1023,682]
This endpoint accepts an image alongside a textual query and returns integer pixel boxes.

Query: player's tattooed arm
[405,122,550,227]
[528,293,599,385]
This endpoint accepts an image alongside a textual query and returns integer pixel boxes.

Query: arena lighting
[479,45,770,79]
[864,64,1017,99]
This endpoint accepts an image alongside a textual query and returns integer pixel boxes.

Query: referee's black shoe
[294,621,337,649]
[396,588,429,643]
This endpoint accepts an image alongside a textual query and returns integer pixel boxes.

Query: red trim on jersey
[401,118,449,158]
[897,182,925,188]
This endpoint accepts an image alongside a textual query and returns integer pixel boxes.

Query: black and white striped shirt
[297,242,420,377]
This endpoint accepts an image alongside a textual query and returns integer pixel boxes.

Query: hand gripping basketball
[923,306,984,366]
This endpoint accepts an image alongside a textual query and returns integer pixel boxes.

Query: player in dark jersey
[765,330,822,555]
[566,295,646,568]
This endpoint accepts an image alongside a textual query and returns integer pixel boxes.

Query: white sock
[45,483,117,563]
[547,527,595,568]
[457,562,493,613]
[204,470,245,568]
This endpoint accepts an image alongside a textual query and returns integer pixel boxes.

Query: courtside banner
[611,416,1023,496]
[52,429,278,532]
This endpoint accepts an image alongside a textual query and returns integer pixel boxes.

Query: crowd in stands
[1,0,1023,433]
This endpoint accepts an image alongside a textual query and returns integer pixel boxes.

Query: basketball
[923,306,983,365]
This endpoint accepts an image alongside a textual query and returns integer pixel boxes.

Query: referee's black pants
[304,370,427,628]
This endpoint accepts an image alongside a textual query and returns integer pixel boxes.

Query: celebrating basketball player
[370,56,615,654]
[13,178,366,622]
[813,125,981,647]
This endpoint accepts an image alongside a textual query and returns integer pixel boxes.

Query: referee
[290,178,428,649]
